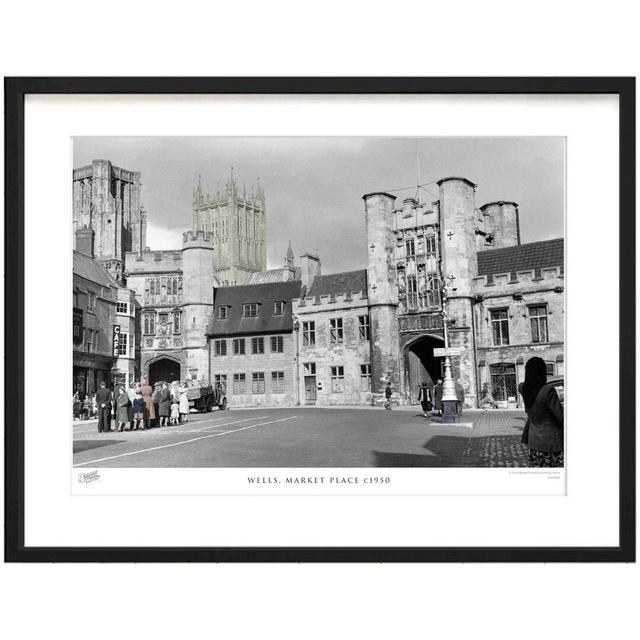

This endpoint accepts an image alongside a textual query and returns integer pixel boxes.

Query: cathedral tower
[72,159,146,283]
[192,170,266,286]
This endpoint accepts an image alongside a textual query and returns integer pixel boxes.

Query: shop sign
[112,325,121,357]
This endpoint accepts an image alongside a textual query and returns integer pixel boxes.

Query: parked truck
[186,381,227,412]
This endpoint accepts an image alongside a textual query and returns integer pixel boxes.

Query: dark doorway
[148,358,181,386]
[404,335,444,404]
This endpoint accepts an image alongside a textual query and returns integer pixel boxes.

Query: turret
[435,177,479,408]
[437,177,478,297]
[181,230,215,380]
[479,201,520,249]
[363,192,400,395]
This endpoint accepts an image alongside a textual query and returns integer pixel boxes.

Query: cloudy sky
[73,137,564,274]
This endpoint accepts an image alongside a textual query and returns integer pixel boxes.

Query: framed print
[4,77,635,562]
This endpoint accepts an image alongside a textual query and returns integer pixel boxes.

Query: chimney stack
[75,227,95,258]
[300,252,321,292]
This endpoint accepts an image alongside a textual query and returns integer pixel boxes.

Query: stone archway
[403,334,445,404]
[148,357,181,386]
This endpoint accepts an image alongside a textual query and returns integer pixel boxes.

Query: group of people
[72,389,97,420]
[93,378,191,433]
[416,378,465,417]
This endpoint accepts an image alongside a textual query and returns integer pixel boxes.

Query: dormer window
[218,306,228,319]
[273,301,285,316]
[243,303,259,317]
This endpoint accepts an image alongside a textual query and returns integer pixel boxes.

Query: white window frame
[243,303,259,317]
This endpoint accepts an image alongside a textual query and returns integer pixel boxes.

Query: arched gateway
[148,357,181,386]
[403,335,445,404]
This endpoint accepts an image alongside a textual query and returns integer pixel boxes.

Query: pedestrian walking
[115,386,130,432]
[158,382,171,427]
[384,382,393,410]
[455,378,465,415]
[520,356,564,467]
[434,379,443,415]
[178,381,190,423]
[417,383,433,417]
[95,381,113,433]
[139,377,156,430]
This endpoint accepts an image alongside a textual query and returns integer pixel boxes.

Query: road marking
[190,416,266,433]
[74,416,298,467]
[72,414,244,436]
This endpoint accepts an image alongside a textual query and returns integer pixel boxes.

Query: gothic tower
[192,170,266,286]
[363,192,401,394]
[72,159,146,283]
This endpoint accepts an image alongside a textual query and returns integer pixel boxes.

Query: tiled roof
[207,280,303,337]
[246,267,301,284]
[476,238,564,282]
[307,269,368,298]
[73,251,121,288]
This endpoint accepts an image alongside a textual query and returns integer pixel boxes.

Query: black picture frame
[4,77,635,563]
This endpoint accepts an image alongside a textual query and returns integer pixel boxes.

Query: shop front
[73,352,116,394]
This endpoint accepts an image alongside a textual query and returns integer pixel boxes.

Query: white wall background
[1,1,638,639]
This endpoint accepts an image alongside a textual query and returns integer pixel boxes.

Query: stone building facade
[292,269,373,406]
[73,160,563,409]
[362,178,564,409]
[124,231,216,385]
[206,278,303,407]
[73,246,136,393]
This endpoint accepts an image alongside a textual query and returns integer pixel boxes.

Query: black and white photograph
[72,136,565,471]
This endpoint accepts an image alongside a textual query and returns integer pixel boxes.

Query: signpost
[433,347,462,357]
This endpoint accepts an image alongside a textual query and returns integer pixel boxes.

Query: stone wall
[472,267,565,407]
[294,293,372,406]
[209,333,295,407]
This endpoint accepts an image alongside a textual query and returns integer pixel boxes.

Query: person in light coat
[178,382,190,423]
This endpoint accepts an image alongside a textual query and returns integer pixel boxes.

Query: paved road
[73,407,529,468]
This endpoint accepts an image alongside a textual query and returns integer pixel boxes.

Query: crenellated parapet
[182,229,215,244]
[473,266,564,296]
[292,289,368,312]
[125,248,182,274]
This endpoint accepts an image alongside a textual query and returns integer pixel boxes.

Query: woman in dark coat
[417,384,433,417]
[157,382,171,427]
[520,356,564,467]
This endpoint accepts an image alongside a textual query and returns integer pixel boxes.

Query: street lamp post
[436,275,460,424]
[293,318,301,406]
